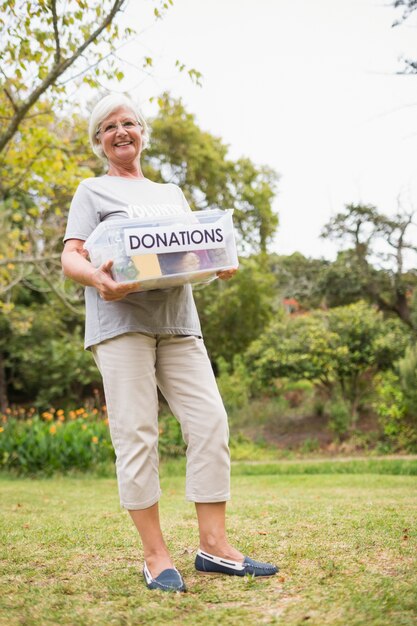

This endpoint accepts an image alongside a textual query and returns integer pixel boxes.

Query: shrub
[4,305,101,408]
[158,409,186,457]
[216,355,251,412]
[373,370,417,452]
[0,408,113,475]
[276,378,314,408]
[327,397,352,437]
[0,405,188,475]
[246,301,410,428]
[398,344,417,415]
[300,437,320,453]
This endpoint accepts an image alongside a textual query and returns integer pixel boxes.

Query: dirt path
[232,455,417,464]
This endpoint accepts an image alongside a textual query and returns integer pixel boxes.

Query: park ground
[0,459,416,626]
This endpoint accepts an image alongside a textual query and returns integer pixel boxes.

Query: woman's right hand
[61,240,141,300]
[92,259,141,301]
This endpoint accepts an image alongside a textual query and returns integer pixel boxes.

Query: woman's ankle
[143,550,174,577]
[199,541,244,561]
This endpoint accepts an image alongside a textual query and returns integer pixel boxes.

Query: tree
[246,301,410,423]
[392,0,417,21]
[374,343,417,452]
[317,249,380,308]
[4,303,100,408]
[0,104,97,326]
[143,94,279,253]
[0,104,96,410]
[193,256,278,364]
[268,252,329,309]
[391,1,417,73]
[321,203,417,327]
[0,0,173,153]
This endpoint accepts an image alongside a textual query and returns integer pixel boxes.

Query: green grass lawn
[0,462,416,625]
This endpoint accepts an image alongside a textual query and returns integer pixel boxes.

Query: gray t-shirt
[64,176,202,349]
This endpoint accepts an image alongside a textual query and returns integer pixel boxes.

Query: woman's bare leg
[195,502,244,560]
[129,503,174,577]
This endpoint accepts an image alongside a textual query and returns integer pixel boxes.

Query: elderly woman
[61,94,278,592]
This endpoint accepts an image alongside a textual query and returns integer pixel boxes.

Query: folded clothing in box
[83,209,238,292]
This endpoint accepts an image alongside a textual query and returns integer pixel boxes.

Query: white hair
[88,94,149,160]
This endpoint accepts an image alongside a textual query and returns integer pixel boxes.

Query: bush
[275,378,314,408]
[246,301,410,427]
[327,397,352,437]
[373,370,417,452]
[158,409,186,457]
[216,355,251,412]
[4,304,101,407]
[0,407,113,475]
[398,344,417,415]
[0,405,188,475]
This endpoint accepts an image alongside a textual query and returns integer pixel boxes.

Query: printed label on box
[123,223,226,256]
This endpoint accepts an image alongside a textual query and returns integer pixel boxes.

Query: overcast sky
[112,0,417,261]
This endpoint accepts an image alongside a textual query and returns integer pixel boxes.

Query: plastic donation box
[83,209,238,292]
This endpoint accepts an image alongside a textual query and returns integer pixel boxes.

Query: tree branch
[50,0,61,65]
[34,261,82,315]
[0,266,26,295]
[0,254,61,267]
[4,87,18,114]
[2,144,52,194]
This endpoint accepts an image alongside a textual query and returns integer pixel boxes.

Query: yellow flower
[56,409,64,416]
[82,424,87,431]
[0,427,4,433]
[49,425,56,435]
[42,412,53,421]
[91,436,98,444]
[103,418,109,426]
[69,411,76,420]
[58,414,65,422]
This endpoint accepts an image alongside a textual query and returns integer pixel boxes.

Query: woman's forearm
[61,248,97,287]
[62,246,141,301]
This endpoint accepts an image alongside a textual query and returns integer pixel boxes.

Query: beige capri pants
[92,333,230,510]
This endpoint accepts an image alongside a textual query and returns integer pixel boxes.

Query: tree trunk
[0,352,9,413]
[394,291,412,327]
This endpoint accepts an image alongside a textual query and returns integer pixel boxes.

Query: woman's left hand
[217,268,238,281]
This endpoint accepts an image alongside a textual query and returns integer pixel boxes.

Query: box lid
[83,208,234,252]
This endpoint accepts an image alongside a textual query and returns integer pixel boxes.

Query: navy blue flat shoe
[143,562,187,592]
[195,549,278,577]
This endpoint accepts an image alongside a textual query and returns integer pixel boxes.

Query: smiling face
[97,106,144,172]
